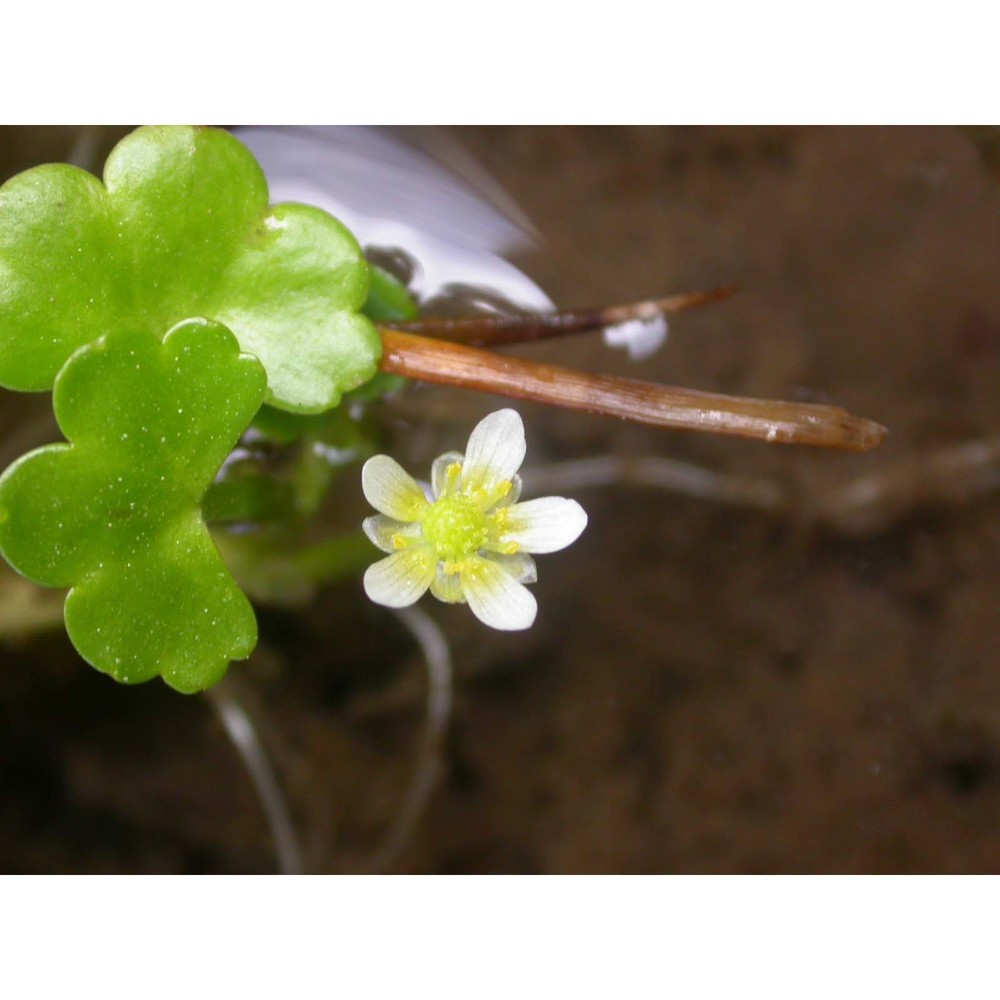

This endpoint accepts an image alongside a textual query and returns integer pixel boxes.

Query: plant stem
[378,330,887,452]
[379,287,735,347]
[207,681,304,876]
[367,605,453,873]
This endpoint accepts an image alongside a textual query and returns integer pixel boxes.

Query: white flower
[361,409,587,630]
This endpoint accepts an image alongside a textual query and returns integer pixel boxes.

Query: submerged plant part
[361,409,587,630]
[0,320,267,692]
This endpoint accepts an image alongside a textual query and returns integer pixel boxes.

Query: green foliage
[0,125,381,412]
[346,262,418,401]
[214,403,380,522]
[363,263,420,323]
[0,319,267,692]
[0,126,429,692]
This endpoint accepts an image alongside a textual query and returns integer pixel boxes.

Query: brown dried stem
[378,330,887,452]
[380,287,736,347]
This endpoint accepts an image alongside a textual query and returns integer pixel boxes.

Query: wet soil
[2,126,999,873]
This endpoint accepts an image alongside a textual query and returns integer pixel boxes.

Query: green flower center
[422,494,489,562]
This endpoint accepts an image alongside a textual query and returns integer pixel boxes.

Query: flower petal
[431,450,464,500]
[490,472,522,509]
[362,455,429,521]
[459,554,537,631]
[484,551,537,584]
[500,497,588,553]
[461,409,526,495]
[430,564,465,604]
[363,546,437,608]
[362,514,423,554]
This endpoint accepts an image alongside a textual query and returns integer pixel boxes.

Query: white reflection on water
[234,126,553,313]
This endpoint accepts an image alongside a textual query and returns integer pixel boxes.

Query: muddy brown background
[2,126,999,873]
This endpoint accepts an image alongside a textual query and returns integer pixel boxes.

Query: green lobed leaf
[0,126,382,412]
[363,262,420,323]
[346,262,418,401]
[0,319,268,693]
